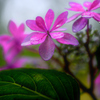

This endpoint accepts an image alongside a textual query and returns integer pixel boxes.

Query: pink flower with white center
[21,9,79,61]
[66,0,100,33]
[0,20,26,62]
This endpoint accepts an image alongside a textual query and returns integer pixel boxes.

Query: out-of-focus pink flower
[66,0,100,33]
[94,73,100,98]
[0,20,26,62]
[21,9,79,61]
[0,56,49,71]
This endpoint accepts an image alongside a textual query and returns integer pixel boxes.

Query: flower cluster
[66,0,100,32]
[0,0,100,99]
[0,0,100,64]
[21,9,79,60]
[0,21,26,62]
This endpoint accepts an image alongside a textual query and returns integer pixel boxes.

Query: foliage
[0,69,80,100]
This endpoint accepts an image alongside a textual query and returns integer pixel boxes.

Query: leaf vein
[38,73,60,99]
[0,81,54,100]
[19,71,37,91]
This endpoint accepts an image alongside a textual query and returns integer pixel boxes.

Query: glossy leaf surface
[0,69,80,100]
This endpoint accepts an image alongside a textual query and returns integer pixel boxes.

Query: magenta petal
[26,20,44,32]
[93,12,100,22]
[0,35,11,44]
[39,36,55,60]
[45,9,54,30]
[30,32,47,45]
[89,0,100,10]
[56,33,79,46]
[0,35,12,54]
[5,47,20,63]
[21,32,47,46]
[50,32,64,39]
[13,57,33,68]
[53,28,67,31]
[36,16,47,32]
[8,20,17,36]
[21,32,35,46]
[66,13,81,23]
[82,11,94,18]
[17,23,25,34]
[83,1,92,8]
[51,11,68,31]
[67,2,84,11]
[72,17,88,33]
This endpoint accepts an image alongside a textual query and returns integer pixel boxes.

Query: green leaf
[0,69,80,100]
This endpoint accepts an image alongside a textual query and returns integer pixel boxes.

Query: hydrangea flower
[21,9,79,61]
[66,0,100,33]
[0,20,26,62]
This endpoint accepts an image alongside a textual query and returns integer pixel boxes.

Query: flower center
[47,30,49,35]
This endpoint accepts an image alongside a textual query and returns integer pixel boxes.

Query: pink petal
[56,33,79,46]
[15,23,27,40]
[26,20,44,32]
[83,1,92,8]
[66,2,84,12]
[53,28,67,32]
[89,0,100,10]
[39,36,55,60]
[51,11,68,31]
[66,13,81,23]
[30,32,47,45]
[0,35,12,54]
[8,20,17,36]
[72,17,88,33]
[0,35,11,44]
[82,11,94,18]
[50,32,64,39]
[21,32,47,46]
[45,9,54,30]
[36,16,47,32]
[93,12,100,22]
[13,57,33,68]
[17,23,25,35]
[21,32,36,46]
[5,46,21,63]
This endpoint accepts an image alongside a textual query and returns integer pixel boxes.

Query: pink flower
[0,20,26,62]
[21,9,79,60]
[66,0,100,33]
[0,57,30,71]
[0,56,40,71]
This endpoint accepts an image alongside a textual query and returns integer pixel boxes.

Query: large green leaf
[0,69,80,100]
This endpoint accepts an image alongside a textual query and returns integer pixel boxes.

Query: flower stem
[86,20,89,44]
[84,20,97,99]
[62,55,97,100]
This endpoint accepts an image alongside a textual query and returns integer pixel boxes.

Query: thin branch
[84,20,95,92]
[62,55,97,100]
